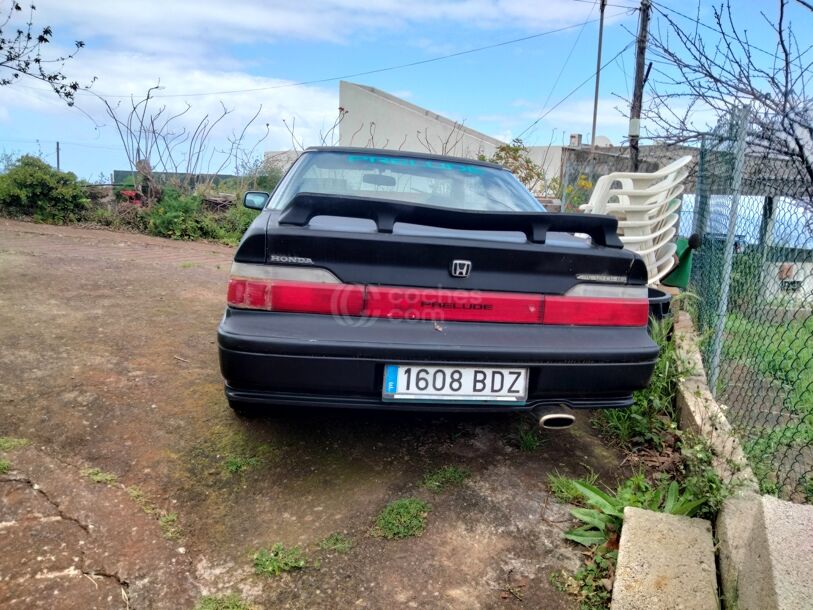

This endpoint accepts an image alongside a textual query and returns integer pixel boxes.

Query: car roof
[303,146,506,171]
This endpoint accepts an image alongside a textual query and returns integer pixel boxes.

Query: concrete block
[716,491,770,609]
[717,492,813,610]
[760,495,813,610]
[674,312,759,492]
[612,506,718,610]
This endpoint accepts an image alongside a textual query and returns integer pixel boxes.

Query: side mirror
[244,191,270,210]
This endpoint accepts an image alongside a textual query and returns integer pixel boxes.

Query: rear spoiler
[278,193,624,249]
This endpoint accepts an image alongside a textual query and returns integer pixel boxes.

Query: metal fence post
[708,105,750,395]
[693,135,710,236]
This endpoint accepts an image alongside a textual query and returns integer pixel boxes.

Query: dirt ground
[0,219,628,609]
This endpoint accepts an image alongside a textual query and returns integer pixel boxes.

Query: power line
[516,39,636,139]
[75,12,632,100]
[533,0,600,139]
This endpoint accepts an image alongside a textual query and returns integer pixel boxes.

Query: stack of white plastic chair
[580,156,692,284]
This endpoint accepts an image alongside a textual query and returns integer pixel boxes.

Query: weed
[319,532,352,553]
[594,318,688,448]
[223,456,261,474]
[179,261,198,269]
[194,593,254,610]
[517,425,542,452]
[423,465,471,492]
[253,544,307,576]
[547,471,599,505]
[572,548,616,609]
[678,436,728,519]
[159,512,182,540]
[564,475,707,548]
[127,485,157,515]
[82,467,118,486]
[0,459,10,474]
[374,498,430,539]
[0,437,30,451]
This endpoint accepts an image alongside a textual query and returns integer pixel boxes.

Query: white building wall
[338,81,503,159]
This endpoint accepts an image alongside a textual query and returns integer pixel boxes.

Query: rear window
[269,151,544,213]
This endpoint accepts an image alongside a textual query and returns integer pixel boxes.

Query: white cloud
[0,0,610,173]
[37,0,599,51]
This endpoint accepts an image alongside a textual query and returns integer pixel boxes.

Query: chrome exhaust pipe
[532,405,576,430]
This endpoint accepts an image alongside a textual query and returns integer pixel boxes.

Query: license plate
[382,364,528,403]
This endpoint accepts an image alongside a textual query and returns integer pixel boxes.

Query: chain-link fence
[682,106,813,502]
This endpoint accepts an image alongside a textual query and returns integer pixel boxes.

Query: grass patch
[127,485,157,515]
[517,425,542,452]
[159,512,182,540]
[373,498,430,539]
[127,486,182,540]
[253,544,307,576]
[547,471,599,505]
[0,459,10,474]
[0,437,30,451]
[319,532,352,553]
[223,455,262,474]
[82,467,118,486]
[423,465,471,492]
[194,593,254,610]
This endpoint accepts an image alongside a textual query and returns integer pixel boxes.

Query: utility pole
[590,0,608,150]
[56,141,61,171]
[629,0,651,171]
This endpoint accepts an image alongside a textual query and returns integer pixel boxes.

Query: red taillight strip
[227,278,648,326]
[541,296,649,327]
[364,286,543,323]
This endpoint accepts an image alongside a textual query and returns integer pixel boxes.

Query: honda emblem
[450,260,472,278]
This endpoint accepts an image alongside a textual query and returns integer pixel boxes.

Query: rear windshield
[269,151,545,213]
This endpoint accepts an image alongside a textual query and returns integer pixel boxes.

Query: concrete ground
[0,219,628,609]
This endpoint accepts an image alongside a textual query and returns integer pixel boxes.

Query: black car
[217,147,661,428]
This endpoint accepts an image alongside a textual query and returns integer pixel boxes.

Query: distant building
[265,81,695,197]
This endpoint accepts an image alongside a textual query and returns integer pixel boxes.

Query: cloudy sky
[0,0,796,179]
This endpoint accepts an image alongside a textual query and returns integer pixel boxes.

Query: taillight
[227,264,648,327]
[541,296,649,327]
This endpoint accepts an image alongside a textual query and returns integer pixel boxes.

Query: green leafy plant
[373,498,430,539]
[319,532,352,553]
[547,471,599,505]
[517,424,542,452]
[253,544,307,576]
[0,458,10,474]
[217,203,260,245]
[563,475,708,549]
[0,155,89,223]
[423,466,471,492]
[146,189,222,240]
[194,593,254,610]
[595,318,687,448]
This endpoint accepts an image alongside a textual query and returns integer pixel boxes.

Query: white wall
[338,81,503,159]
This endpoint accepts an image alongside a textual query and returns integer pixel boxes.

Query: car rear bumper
[217,308,660,412]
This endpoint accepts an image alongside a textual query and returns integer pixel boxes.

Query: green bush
[0,155,89,223]
[218,203,260,245]
[146,189,222,240]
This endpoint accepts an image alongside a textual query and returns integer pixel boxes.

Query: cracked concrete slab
[0,446,198,609]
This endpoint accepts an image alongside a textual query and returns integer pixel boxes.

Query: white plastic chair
[580,156,692,284]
